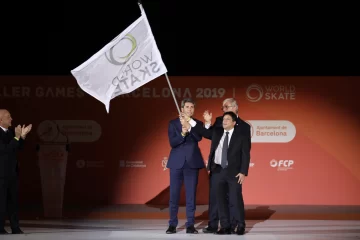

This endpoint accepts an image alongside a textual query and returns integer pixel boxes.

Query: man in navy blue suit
[165,98,205,234]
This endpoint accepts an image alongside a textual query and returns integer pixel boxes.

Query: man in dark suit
[0,109,32,234]
[165,99,205,234]
[201,98,251,233]
[183,111,251,235]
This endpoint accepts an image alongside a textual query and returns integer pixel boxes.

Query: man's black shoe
[166,225,176,234]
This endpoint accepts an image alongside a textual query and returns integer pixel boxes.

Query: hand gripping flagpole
[138,0,181,115]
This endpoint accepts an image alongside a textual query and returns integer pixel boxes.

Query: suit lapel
[7,129,13,139]
[0,128,12,142]
[228,128,237,150]
[176,118,182,133]
[0,128,4,141]
[236,117,244,126]
[212,129,222,151]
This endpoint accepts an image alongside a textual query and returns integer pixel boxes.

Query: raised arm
[189,120,203,142]
[187,119,214,140]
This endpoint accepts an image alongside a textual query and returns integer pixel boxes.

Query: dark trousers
[207,171,237,229]
[0,177,20,230]
[169,161,199,227]
[211,165,245,229]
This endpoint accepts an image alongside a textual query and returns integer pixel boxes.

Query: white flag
[70,10,167,113]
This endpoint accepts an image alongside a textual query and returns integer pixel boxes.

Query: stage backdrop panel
[0,76,359,214]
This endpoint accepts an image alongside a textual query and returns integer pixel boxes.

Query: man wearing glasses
[202,98,251,234]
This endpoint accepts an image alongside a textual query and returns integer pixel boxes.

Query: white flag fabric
[71,10,167,113]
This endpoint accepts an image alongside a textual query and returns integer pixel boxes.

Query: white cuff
[189,119,196,127]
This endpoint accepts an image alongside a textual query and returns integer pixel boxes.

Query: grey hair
[222,98,238,112]
[181,98,196,108]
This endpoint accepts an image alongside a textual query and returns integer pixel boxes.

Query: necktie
[221,131,229,168]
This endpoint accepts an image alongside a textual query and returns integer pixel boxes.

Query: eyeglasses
[222,105,233,110]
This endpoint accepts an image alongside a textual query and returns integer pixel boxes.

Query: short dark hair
[181,98,195,108]
[223,111,237,122]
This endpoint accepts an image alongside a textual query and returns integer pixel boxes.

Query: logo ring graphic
[246,84,264,102]
[270,159,278,167]
[105,34,137,65]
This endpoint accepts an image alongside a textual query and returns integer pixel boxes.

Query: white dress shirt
[213,128,234,165]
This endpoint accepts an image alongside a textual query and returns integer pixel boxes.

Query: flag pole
[164,73,181,115]
[137,0,181,115]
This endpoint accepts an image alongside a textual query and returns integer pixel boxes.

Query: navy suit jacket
[166,118,205,169]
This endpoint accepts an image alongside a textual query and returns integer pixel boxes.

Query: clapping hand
[21,124,32,139]
[15,125,22,138]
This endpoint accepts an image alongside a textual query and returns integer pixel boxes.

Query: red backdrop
[1,76,359,208]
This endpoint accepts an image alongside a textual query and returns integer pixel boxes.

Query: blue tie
[221,132,229,168]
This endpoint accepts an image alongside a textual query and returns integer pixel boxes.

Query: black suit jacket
[192,122,251,177]
[0,128,24,177]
